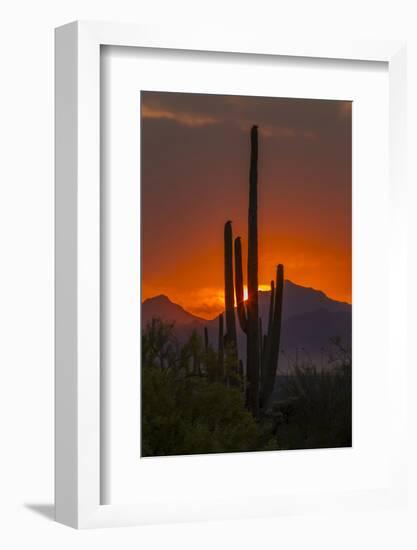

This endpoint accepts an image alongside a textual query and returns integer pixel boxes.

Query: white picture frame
[55,21,407,529]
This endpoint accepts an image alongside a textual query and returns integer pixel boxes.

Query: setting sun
[242,284,271,302]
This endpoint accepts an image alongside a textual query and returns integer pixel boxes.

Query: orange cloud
[143,101,318,140]
[142,104,219,127]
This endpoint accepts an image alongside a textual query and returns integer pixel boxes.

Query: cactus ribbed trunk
[260,264,284,409]
[260,279,275,393]
[234,237,247,334]
[267,280,275,336]
[224,221,237,348]
[259,317,263,372]
[246,125,260,417]
[218,313,224,377]
[204,326,209,352]
[270,265,284,380]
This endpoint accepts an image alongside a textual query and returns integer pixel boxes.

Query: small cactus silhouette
[260,264,284,409]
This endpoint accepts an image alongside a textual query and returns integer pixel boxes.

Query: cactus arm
[263,334,268,367]
[267,280,275,336]
[261,264,284,409]
[234,236,247,333]
[260,279,274,403]
[204,326,209,352]
[270,264,284,374]
[259,317,263,375]
[218,313,224,379]
[224,221,237,348]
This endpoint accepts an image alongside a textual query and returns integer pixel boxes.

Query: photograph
[141,91,352,457]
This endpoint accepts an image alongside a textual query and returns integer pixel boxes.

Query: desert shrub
[141,320,271,456]
[271,363,352,449]
[142,366,265,456]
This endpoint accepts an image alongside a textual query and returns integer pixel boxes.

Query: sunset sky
[141,91,351,319]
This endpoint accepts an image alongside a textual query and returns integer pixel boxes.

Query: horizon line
[142,278,352,321]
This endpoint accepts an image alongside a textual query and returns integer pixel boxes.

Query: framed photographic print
[55,21,408,528]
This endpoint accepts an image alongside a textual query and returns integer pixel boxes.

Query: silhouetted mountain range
[142,280,351,369]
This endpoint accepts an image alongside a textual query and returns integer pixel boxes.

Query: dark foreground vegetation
[141,320,351,457]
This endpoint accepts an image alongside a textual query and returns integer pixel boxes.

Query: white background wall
[1,0,416,548]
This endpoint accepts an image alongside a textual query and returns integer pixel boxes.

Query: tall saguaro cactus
[233,126,284,416]
[240,126,261,416]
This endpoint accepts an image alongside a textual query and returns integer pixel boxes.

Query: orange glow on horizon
[142,279,351,321]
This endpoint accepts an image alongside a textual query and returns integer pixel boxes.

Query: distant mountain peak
[284,278,325,293]
[283,279,350,307]
[144,294,171,304]
[142,294,205,327]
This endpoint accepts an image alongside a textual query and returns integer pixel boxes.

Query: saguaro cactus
[233,126,284,416]
[218,312,224,377]
[224,221,237,349]
[204,327,208,353]
[204,326,209,352]
[246,126,260,416]
[233,126,261,415]
[267,280,275,340]
[260,264,284,409]
[234,236,247,333]
[233,126,260,415]
[259,280,275,386]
